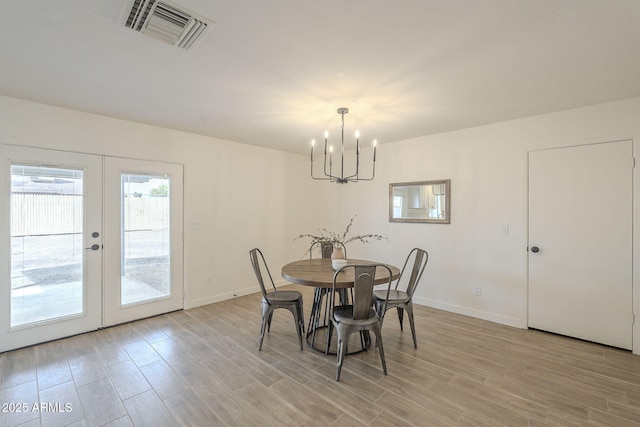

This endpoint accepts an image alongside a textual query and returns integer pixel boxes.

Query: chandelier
[310,108,377,184]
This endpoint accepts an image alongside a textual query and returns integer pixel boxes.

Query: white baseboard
[413,296,526,329]
[185,286,258,309]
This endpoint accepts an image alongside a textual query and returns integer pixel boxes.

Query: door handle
[530,246,540,253]
[85,244,100,251]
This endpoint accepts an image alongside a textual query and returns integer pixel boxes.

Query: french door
[103,157,183,326]
[0,145,183,352]
[0,146,103,352]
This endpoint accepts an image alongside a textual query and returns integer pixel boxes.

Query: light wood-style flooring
[2,284,640,426]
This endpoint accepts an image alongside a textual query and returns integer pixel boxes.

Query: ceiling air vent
[125,0,210,50]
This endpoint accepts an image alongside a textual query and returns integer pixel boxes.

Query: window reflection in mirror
[389,180,450,223]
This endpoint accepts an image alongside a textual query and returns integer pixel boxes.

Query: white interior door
[0,145,102,352]
[528,140,633,349]
[102,157,183,326]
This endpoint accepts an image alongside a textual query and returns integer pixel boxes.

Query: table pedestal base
[306,287,371,354]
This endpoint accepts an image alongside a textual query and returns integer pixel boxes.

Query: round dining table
[281,258,400,353]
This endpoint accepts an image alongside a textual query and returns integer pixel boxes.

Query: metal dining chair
[249,248,304,351]
[327,264,393,381]
[373,248,428,348]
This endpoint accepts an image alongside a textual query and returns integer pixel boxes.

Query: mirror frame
[389,179,451,224]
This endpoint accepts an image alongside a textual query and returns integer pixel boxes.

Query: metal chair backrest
[395,248,428,297]
[309,241,347,259]
[331,264,392,320]
[249,248,275,301]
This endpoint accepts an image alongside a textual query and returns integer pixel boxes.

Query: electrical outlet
[205,275,213,286]
[473,286,482,296]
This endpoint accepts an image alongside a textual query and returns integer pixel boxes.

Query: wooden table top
[281,258,400,289]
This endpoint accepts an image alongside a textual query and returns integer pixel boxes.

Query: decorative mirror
[389,180,450,224]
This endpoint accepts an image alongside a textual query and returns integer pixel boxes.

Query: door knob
[530,246,540,253]
[85,244,100,251]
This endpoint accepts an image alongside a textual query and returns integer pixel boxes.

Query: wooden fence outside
[11,193,169,236]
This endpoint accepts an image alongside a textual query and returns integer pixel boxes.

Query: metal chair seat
[373,289,409,304]
[265,291,303,302]
[332,306,378,326]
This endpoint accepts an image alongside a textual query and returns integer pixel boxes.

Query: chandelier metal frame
[310,108,377,184]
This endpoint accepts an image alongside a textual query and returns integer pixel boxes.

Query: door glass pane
[121,174,171,305]
[10,165,84,327]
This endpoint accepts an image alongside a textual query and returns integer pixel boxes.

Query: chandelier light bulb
[373,139,378,162]
[324,130,329,139]
[355,130,360,138]
[311,139,316,147]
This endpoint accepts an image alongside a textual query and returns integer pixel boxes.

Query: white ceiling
[1,1,640,155]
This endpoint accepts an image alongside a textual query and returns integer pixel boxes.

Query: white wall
[310,96,640,352]
[0,95,313,309]
[3,94,640,353]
